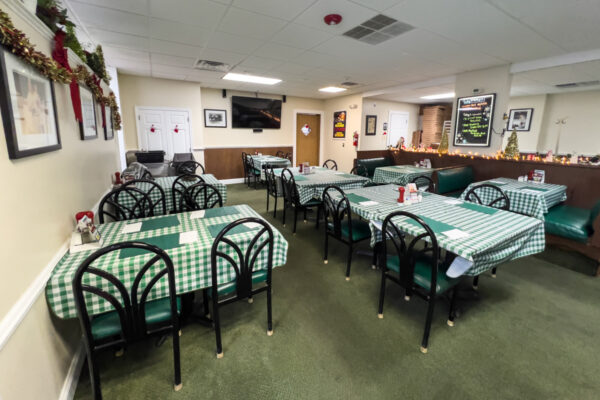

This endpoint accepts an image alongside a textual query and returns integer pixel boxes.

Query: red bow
[52,30,82,122]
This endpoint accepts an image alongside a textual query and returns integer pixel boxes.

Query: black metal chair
[465,184,510,287]
[141,169,153,180]
[176,160,205,176]
[73,242,182,399]
[410,175,436,193]
[209,218,275,358]
[378,211,460,353]
[120,179,167,216]
[247,157,261,189]
[265,167,279,217]
[281,168,321,234]
[171,174,205,213]
[322,186,373,280]
[275,150,285,158]
[179,182,223,211]
[323,159,338,170]
[241,152,249,185]
[350,165,369,177]
[283,152,292,163]
[98,186,153,223]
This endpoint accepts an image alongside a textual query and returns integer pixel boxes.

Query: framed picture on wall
[79,86,97,140]
[333,111,346,138]
[104,105,114,140]
[204,109,227,128]
[0,49,61,159]
[507,108,533,131]
[365,115,377,135]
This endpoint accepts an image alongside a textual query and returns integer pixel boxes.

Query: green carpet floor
[74,183,600,399]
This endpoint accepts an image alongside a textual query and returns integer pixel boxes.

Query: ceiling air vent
[194,59,230,72]
[343,14,414,45]
[555,80,600,89]
[341,81,359,87]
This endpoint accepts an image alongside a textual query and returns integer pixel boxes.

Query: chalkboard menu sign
[453,93,496,147]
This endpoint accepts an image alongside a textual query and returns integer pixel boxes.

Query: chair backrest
[322,186,351,238]
[141,169,153,180]
[465,184,510,210]
[284,152,292,162]
[172,174,205,213]
[72,241,178,344]
[382,211,439,295]
[281,168,299,205]
[98,186,153,223]
[350,165,369,177]
[210,218,274,299]
[323,159,338,170]
[435,166,474,194]
[179,182,223,211]
[120,179,167,216]
[355,157,392,178]
[275,150,284,158]
[411,175,436,193]
[265,167,278,196]
[176,160,205,175]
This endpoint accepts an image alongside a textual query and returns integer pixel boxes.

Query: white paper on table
[442,229,470,240]
[520,189,543,195]
[487,180,505,185]
[244,222,262,229]
[179,231,199,245]
[189,210,205,219]
[121,222,142,234]
[334,172,345,175]
[359,201,379,206]
[446,256,474,278]
[444,199,463,205]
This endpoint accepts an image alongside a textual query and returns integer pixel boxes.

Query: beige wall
[360,99,420,150]
[0,2,119,399]
[322,94,363,173]
[502,94,548,152]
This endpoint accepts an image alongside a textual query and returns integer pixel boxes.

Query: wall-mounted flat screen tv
[232,96,282,129]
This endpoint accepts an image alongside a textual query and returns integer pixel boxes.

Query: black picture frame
[204,109,227,128]
[453,93,496,147]
[104,105,114,140]
[79,85,98,140]
[507,108,534,132]
[365,115,377,135]
[0,49,61,159]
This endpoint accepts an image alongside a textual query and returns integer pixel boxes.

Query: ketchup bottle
[114,172,122,185]
[398,187,405,203]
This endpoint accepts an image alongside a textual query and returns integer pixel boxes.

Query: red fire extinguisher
[353,131,359,147]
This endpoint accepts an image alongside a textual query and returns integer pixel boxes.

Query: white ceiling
[66,0,600,99]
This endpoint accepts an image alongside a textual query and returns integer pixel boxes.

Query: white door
[388,111,410,147]
[136,107,192,159]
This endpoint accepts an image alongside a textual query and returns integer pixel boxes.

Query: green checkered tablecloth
[248,155,291,179]
[372,165,435,185]
[334,184,544,276]
[273,167,370,204]
[46,205,288,319]
[119,175,227,213]
[458,178,567,220]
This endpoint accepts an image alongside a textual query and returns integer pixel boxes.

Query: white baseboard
[221,178,245,184]
[59,341,85,400]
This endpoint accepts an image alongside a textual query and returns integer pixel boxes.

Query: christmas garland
[107,92,122,131]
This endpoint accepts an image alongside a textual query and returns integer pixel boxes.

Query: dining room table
[273,166,371,205]
[248,155,292,179]
[46,205,289,319]
[458,177,567,220]
[372,165,435,185]
[332,184,545,277]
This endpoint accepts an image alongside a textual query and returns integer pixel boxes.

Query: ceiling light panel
[222,73,281,85]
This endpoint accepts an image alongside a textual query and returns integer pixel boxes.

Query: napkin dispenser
[70,211,103,253]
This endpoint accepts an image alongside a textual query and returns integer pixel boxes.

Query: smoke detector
[324,14,342,26]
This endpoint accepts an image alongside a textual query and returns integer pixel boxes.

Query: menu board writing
[453,94,496,147]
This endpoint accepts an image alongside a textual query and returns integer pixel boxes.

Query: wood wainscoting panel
[204,146,293,180]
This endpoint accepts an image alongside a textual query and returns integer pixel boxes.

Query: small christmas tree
[438,128,449,154]
[504,129,519,158]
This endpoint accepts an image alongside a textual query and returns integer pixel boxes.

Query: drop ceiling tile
[148,18,211,47]
[312,36,378,60]
[118,67,151,77]
[150,53,196,68]
[71,0,149,15]
[70,2,148,37]
[217,8,287,40]
[149,0,228,30]
[152,72,187,81]
[517,64,596,86]
[149,40,203,59]
[253,43,306,61]
[294,0,378,34]
[347,0,405,12]
[290,50,342,69]
[207,32,263,55]
[87,28,149,50]
[237,56,284,70]
[199,48,247,65]
[151,64,194,76]
[103,46,149,63]
[269,63,314,75]
[185,69,225,82]
[231,0,315,21]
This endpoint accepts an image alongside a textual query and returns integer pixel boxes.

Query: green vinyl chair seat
[91,297,181,340]
[304,199,322,207]
[356,157,392,178]
[386,255,459,294]
[436,166,474,195]
[544,204,592,243]
[327,219,371,241]
[210,270,268,297]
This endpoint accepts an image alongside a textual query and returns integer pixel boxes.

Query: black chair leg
[447,287,458,327]
[202,289,209,317]
[282,201,287,227]
[372,243,379,269]
[293,207,298,234]
[315,205,320,229]
[266,191,270,212]
[87,350,102,400]
[420,299,436,353]
[323,232,329,264]
[303,207,307,222]
[472,275,479,289]
[491,267,497,278]
[377,270,386,319]
[273,196,277,218]
[267,286,273,336]
[213,300,223,358]
[172,325,182,391]
[345,243,353,281]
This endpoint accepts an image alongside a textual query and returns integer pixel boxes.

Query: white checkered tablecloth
[458,178,567,220]
[46,205,288,319]
[119,175,227,213]
[248,155,291,179]
[332,184,545,276]
[273,167,370,204]
[372,165,435,185]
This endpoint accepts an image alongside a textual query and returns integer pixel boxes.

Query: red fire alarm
[324,14,342,26]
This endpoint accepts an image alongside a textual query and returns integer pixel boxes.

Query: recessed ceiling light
[319,86,347,93]
[420,92,455,100]
[223,73,281,85]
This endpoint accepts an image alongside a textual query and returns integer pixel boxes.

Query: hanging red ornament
[150,124,155,133]
[174,125,179,133]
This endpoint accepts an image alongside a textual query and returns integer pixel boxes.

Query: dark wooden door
[296,113,320,167]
